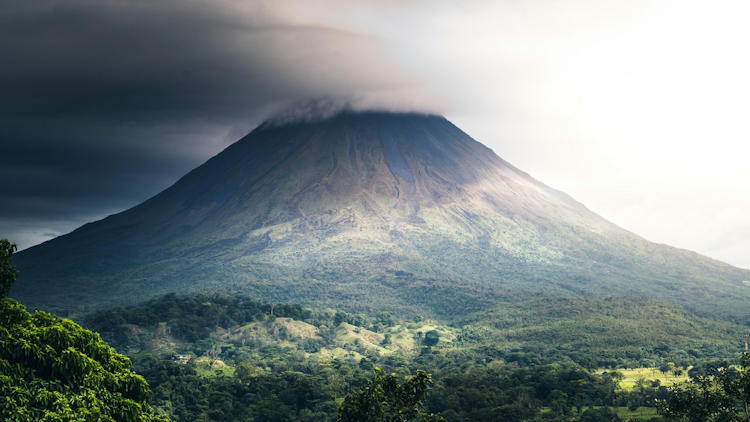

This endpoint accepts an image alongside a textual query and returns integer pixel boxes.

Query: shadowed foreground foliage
[0,239,168,422]
[659,352,750,421]
[338,369,444,422]
[0,239,19,299]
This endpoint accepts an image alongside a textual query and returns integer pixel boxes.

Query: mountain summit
[13,111,750,318]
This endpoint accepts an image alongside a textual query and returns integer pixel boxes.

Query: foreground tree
[338,368,444,422]
[659,352,750,421]
[0,238,168,422]
[0,239,18,298]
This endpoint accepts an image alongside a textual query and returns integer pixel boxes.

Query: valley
[72,292,747,421]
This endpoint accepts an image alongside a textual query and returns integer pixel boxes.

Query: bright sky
[276,0,750,268]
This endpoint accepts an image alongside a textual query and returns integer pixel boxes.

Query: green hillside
[82,292,746,372]
[459,295,746,366]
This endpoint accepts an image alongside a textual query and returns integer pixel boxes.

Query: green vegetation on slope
[459,295,745,368]
[72,291,748,421]
[83,292,747,370]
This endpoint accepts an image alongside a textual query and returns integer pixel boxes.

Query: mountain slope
[12,111,750,319]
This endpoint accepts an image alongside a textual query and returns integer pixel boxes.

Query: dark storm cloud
[1,0,414,248]
[0,1,396,117]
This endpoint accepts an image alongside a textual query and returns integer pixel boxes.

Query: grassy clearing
[598,367,689,391]
[615,406,660,420]
[193,357,236,377]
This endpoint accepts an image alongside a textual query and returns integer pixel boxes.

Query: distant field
[541,406,659,421]
[598,367,689,391]
[614,406,660,420]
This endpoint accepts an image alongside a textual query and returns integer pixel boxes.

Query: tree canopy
[338,368,444,422]
[659,352,750,421]
[0,238,169,422]
[0,239,18,298]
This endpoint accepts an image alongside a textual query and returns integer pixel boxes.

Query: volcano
[12,111,750,318]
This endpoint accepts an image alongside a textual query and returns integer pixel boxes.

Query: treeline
[460,295,744,368]
[77,292,746,421]
[82,292,407,352]
[85,292,746,370]
[132,351,649,422]
[85,293,311,345]
[135,355,360,421]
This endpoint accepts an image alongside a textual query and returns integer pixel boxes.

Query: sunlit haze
[249,0,750,268]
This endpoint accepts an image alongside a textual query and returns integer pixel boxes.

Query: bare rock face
[12,111,750,318]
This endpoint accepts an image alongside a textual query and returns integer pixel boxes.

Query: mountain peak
[12,112,750,319]
[261,98,441,129]
[263,98,353,127]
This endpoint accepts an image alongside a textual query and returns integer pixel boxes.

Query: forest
[3,239,750,421]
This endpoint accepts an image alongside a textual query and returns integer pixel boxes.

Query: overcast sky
[3,0,749,268]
